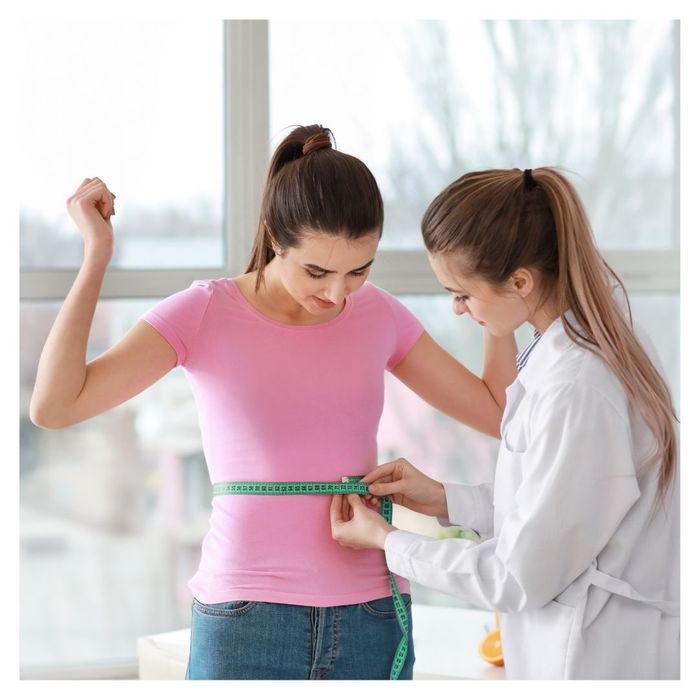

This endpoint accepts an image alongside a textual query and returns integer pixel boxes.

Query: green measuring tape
[211,477,410,680]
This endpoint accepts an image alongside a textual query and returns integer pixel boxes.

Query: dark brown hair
[422,167,678,511]
[246,125,384,290]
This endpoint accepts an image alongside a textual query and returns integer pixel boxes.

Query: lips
[313,296,336,309]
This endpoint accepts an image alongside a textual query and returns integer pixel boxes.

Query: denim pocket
[361,594,411,619]
[192,597,258,617]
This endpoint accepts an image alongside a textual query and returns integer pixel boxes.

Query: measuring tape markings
[211,477,410,680]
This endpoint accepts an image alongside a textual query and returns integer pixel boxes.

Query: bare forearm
[481,331,517,412]
[30,251,109,425]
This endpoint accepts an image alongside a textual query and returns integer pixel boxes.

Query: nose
[452,298,469,316]
[325,278,347,305]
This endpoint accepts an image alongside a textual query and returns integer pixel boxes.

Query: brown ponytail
[422,167,678,512]
[246,125,383,290]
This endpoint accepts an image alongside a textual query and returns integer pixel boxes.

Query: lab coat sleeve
[384,382,641,612]
[437,482,494,539]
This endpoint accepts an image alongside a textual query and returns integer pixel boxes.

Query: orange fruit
[478,628,504,666]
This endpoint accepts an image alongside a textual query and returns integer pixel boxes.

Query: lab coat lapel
[500,379,526,438]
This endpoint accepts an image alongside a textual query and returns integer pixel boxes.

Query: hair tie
[523,168,537,190]
[302,132,333,156]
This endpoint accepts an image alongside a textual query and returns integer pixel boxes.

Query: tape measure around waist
[212,477,409,680]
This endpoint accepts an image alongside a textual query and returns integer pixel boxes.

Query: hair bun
[523,168,537,190]
[302,131,333,156]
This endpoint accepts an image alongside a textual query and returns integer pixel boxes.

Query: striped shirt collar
[516,329,542,373]
[516,315,579,391]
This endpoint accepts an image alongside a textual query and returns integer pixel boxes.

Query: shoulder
[186,277,230,304]
[351,284,424,336]
[148,278,218,320]
[190,277,224,293]
[533,335,629,420]
[354,282,415,317]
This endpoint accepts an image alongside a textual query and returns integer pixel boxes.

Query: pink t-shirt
[141,278,424,606]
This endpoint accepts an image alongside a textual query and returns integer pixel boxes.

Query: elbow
[498,585,559,614]
[488,413,503,439]
[28,400,71,430]
[508,592,551,614]
[488,572,555,613]
[28,406,56,430]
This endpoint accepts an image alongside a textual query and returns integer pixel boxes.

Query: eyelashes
[305,268,370,280]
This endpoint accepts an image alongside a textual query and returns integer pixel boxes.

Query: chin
[485,326,508,337]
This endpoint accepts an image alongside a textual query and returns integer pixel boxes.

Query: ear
[264,221,283,256]
[508,267,535,298]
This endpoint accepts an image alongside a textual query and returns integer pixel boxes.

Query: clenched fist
[66,177,117,263]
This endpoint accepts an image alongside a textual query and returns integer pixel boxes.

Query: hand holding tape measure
[212,476,410,680]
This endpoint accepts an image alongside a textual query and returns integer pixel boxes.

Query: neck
[259,259,308,321]
[258,259,343,325]
[527,289,562,335]
[529,311,557,335]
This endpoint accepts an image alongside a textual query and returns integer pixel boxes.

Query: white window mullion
[225,20,269,276]
[370,249,679,296]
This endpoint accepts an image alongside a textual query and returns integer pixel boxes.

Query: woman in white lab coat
[330,167,680,679]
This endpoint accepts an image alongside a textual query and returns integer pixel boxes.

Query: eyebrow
[304,258,375,274]
[444,286,468,294]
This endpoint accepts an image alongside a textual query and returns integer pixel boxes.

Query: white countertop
[412,605,505,679]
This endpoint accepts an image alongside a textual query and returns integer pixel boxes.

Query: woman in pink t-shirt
[30,125,517,680]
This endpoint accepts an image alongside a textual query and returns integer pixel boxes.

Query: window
[20,21,225,270]
[20,20,680,675]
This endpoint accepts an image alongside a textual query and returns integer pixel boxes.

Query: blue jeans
[185,594,415,680]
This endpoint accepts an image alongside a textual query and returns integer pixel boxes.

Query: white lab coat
[384,314,679,679]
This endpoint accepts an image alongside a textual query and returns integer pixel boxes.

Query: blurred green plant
[436,527,479,542]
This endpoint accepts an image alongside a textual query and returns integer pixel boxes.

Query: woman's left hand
[330,494,397,550]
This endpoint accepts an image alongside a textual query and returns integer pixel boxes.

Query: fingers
[332,494,358,524]
[68,177,116,218]
[346,493,364,508]
[362,461,399,485]
[330,494,344,524]
[75,177,92,192]
[74,177,104,197]
[100,189,116,219]
[362,495,381,508]
[367,479,404,497]
[331,496,357,549]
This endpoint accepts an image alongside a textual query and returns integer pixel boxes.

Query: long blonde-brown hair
[422,167,678,510]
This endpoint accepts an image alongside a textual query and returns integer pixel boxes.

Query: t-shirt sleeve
[140,280,214,367]
[376,287,425,370]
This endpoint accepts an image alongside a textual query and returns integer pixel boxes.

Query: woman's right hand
[362,458,448,519]
[66,177,117,262]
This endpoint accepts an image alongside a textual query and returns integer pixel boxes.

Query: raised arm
[390,330,516,438]
[29,178,177,429]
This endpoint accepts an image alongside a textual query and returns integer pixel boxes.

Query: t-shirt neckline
[224,277,354,330]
